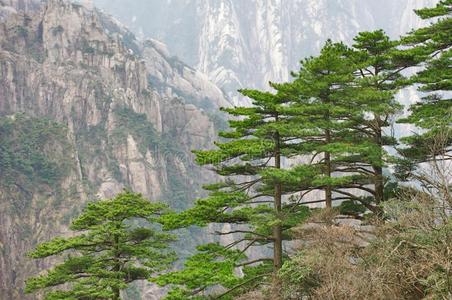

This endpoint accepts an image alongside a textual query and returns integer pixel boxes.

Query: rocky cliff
[94,0,437,104]
[0,0,229,298]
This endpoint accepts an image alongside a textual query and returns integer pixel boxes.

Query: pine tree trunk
[112,226,121,300]
[374,124,384,204]
[325,128,332,208]
[374,165,384,204]
[273,129,283,271]
[373,69,384,206]
[273,184,282,270]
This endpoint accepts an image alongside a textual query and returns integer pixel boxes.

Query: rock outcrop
[0,0,229,298]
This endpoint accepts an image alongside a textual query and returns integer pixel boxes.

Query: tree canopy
[25,191,176,300]
[397,0,452,176]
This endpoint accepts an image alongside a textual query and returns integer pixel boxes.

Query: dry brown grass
[273,183,452,300]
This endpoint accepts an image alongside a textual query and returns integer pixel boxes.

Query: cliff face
[0,0,229,298]
[94,0,437,104]
[0,0,43,19]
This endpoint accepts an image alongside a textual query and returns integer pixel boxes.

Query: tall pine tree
[156,87,311,298]
[398,0,452,175]
[348,30,415,204]
[275,40,381,212]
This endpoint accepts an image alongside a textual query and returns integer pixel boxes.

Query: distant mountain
[94,0,436,104]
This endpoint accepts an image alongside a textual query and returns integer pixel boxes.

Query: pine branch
[214,273,272,299]
[235,258,273,267]
[214,230,271,239]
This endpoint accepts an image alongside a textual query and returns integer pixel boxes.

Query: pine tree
[287,41,358,209]
[347,30,414,204]
[275,40,383,212]
[155,87,311,298]
[398,0,452,176]
[25,191,176,300]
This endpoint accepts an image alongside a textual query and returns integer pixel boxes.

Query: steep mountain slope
[0,0,229,298]
[94,0,437,104]
[0,0,43,19]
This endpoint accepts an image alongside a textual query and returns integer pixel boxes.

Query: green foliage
[398,0,452,168]
[274,39,393,210]
[25,191,177,300]
[345,29,411,205]
[160,190,251,230]
[156,38,417,297]
[157,63,321,296]
[112,107,184,156]
[0,114,71,188]
[112,107,160,155]
[414,0,451,19]
[153,243,244,298]
[153,243,273,300]
[113,2,451,299]
[338,200,366,216]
